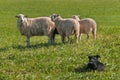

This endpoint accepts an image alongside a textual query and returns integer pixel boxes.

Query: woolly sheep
[72,15,97,40]
[51,14,80,43]
[16,14,55,47]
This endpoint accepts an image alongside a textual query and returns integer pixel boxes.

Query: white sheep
[72,15,97,40]
[16,14,55,47]
[51,14,80,43]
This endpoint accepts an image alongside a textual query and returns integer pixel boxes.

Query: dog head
[88,55,100,63]
[87,55,100,70]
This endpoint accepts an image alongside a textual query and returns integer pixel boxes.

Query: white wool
[16,14,55,47]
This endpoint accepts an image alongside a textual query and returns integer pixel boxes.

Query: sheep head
[72,15,80,21]
[15,14,27,23]
[51,14,61,21]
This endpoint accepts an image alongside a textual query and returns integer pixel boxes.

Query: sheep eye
[53,16,56,19]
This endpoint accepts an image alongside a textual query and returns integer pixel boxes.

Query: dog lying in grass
[86,55,105,71]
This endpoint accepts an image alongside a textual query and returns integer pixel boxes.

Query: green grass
[0,0,120,80]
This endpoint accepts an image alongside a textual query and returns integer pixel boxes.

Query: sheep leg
[75,32,79,43]
[93,33,96,40]
[26,36,30,47]
[87,34,90,39]
[49,33,54,44]
[61,35,65,44]
[67,36,71,43]
[52,28,58,42]
[52,29,56,42]
[51,34,54,44]
[76,35,79,43]
[52,33,55,43]
[79,33,82,40]
[48,36,52,44]
[92,30,96,40]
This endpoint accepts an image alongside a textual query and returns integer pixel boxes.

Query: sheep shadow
[0,42,64,52]
[12,42,63,50]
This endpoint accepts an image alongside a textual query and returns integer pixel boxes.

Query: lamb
[72,15,97,40]
[51,14,80,44]
[15,14,55,47]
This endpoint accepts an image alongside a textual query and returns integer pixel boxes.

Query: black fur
[51,14,59,42]
[86,55,105,71]
[52,28,59,42]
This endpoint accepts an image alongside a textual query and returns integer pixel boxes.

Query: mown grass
[0,0,120,80]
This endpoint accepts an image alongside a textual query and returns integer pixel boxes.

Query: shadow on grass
[0,47,8,52]
[0,43,63,52]
[12,42,63,50]
[74,65,105,73]
[74,66,90,73]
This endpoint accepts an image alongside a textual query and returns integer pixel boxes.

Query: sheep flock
[16,14,97,47]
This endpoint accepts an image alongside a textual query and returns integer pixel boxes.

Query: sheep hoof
[26,45,30,48]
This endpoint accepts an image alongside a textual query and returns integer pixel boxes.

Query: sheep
[72,15,97,40]
[15,14,55,47]
[51,14,80,44]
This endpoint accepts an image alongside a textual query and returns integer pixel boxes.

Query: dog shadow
[74,65,91,73]
[74,65,105,73]
[0,47,8,52]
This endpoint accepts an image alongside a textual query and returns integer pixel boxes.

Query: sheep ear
[96,55,100,58]
[57,14,59,17]
[15,16,18,18]
[24,15,27,17]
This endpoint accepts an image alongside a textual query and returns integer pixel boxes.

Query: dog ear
[88,55,92,59]
[96,55,100,58]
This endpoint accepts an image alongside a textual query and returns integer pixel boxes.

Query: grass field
[0,0,120,80]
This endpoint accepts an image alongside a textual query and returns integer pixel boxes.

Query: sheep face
[16,14,27,23]
[51,14,60,21]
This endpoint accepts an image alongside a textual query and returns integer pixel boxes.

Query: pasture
[0,0,120,80]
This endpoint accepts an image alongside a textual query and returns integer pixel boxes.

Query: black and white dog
[86,55,105,71]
